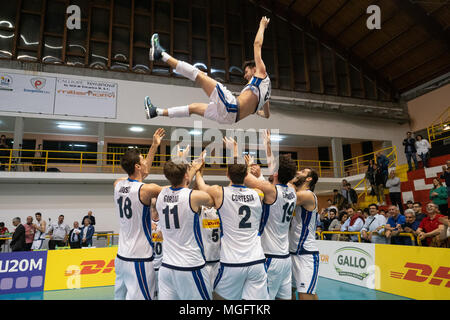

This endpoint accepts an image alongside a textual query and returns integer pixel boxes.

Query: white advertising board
[54,78,117,118]
[317,240,376,289]
[0,72,56,114]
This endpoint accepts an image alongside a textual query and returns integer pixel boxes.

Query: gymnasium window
[43,140,97,164]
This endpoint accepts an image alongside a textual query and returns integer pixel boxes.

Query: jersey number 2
[117,197,132,219]
[239,205,251,229]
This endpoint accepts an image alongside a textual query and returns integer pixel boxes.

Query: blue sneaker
[149,33,165,61]
[144,96,158,119]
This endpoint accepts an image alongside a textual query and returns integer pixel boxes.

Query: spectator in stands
[379,209,388,219]
[327,198,338,213]
[340,207,365,242]
[437,216,449,247]
[82,210,96,226]
[80,218,95,247]
[47,215,70,250]
[376,152,389,185]
[330,211,348,241]
[341,179,349,201]
[366,159,377,196]
[371,163,386,205]
[333,189,347,210]
[0,222,9,252]
[319,209,330,232]
[440,160,450,198]
[10,217,26,252]
[412,201,426,223]
[68,221,82,249]
[403,132,418,172]
[324,208,338,240]
[399,209,420,246]
[417,203,445,247]
[362,208,370,220]
[23,216,35,251]
[361,203,387,244]
[0,135,8,171]
[386,170,404,214]
[405,200,414,210]
[430,178,448,216]
[343,183,358,207]
[385,205,406,245]
[415,135,431,169]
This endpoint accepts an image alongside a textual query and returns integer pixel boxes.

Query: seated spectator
[429,178,448,217]
[386,170,404,214]
[324,208,338,240]
[23,216,35,251]
[399,209,420,246]
[0,222,10,252]
[68,221,82,249]
[10,217,26,252]
[417,203,445,247]
[362,208,370,220]
[437,216,449,247]
[80,218,95,247]
[333,211,349,241]
[405,200,414,210]
[340,207,365,242]
[327,198,338,213]
[82,210,96,226]
[361,203,387,244]
[379,209,388,219]
[319,208,331,232]
[333,189,347,210]
[439,160,450,199]
[412,202,426,223]
[385,205,406,245]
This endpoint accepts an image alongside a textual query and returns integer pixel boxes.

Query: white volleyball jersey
[218,185,265,265]
[289,190,319,254]
[151,220,163,270]
[240,74,271,112]
[199,206,221,263]
[260,184,297,256]
[114,178,154,260]
[156,187,205,269]
[33,220,46,240]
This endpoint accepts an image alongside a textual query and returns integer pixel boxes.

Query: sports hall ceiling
[264,0,450,94]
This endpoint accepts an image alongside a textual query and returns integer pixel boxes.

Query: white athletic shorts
[291,252,320,295]
[213,262,269,300]
[265,256,292,300]
[158,265,212,300]
[205,262,220,290]
[204,83,238,124]
[114,257,156,300]
[31,239,45,250]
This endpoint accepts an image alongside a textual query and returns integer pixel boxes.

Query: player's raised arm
[244,155,273,203]
[145,128,165,175]
[194,159,223,209]
[253,16,270,78]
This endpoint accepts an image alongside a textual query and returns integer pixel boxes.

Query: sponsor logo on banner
[333,246,373,281]
[389,262,450,288]
[0,251,47,295]
[320,254,329,264]
[30,78,46,90]
[0,74,13,91]
[44,247,117,291]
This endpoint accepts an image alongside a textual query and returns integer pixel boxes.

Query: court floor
[0,277,410,300]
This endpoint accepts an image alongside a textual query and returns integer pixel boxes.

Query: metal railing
[427,106,450,144]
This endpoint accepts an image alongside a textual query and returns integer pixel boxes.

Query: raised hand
[260,16,270,29]
[152,128,165,146]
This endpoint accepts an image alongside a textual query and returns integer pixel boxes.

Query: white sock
[161,52,171,62]
[156,108,165,116]
[168,105,190,118]
[175,61,200,82]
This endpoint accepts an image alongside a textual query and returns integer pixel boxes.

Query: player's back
[114,178,153,260]
[200,206,220,263]
[289,190,319,254]
[219,185,265,265]
[260,184,297,256]
[156,187,205,269]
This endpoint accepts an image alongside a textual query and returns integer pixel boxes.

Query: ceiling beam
[391,50,448,82]
[396,0,449,48]
[428,1,448,15]
[398,65,450,93]
[305,0,323,19]
[252,0,398,94]
[376,37,429,72]
[320,0,351,30]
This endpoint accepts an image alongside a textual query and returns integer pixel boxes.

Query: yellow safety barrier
[320,231,362,242]
[427,106,450,144]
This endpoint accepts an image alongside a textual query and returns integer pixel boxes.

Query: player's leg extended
[145,99,208,119]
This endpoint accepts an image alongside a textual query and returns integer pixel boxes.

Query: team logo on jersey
[202,219,220,229]
[152,232,163,242]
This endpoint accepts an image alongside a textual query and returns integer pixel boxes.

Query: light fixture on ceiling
[189,130,202,136]
[271,135,285,142]
[57,122,83,130]
[129,126,144,132]
[444,124,450,131]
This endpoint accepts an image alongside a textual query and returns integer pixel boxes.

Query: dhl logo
[390,263,450,288]
[65,260,115,276]
[202,219,220,229]
[152,233,163,242]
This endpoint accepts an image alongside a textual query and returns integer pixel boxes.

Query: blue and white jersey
[156,187,205,269]
[199,206,221,263]
[114,178,154,260]
[240,74,271,113]
[260,184,297,256]
[218,185,265,265]
[289,190,319,254]
[33,219,46,240]
[151,220,163,270]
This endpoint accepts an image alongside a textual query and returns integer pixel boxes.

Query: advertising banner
[376,245,450,300]
[44,247,117,291]
[0,251,48,295]
[317,240,376,289]
[54,78,117,118]
[0,72,56,114]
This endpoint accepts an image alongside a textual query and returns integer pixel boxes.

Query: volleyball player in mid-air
[144,16,271,124]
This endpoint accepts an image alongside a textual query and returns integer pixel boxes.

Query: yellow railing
[0,146,398,179]
[0,232,119,247]
[427,106,450,144]
[319,231,417,245]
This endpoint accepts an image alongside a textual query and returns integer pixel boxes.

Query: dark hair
[277,154,297,184]
[338,211,348,221]
[0,135,5,139]
[59,215,64,218]
[35,212,42,217]
[416,135,423,140]
[227,159,248,185]
[406,200,413,204]
[121,148,142,176]
[298,168,319,192]
[327,198,332,202]
[0,222,4,227]
[329,208,337,214]
[413,201,422,206]
[163,161,189,186]
[243,60,256,70]
[368,203,378,210]
[333,189,338,192]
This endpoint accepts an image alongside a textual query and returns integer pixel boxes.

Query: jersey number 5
[117,197,132,219]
